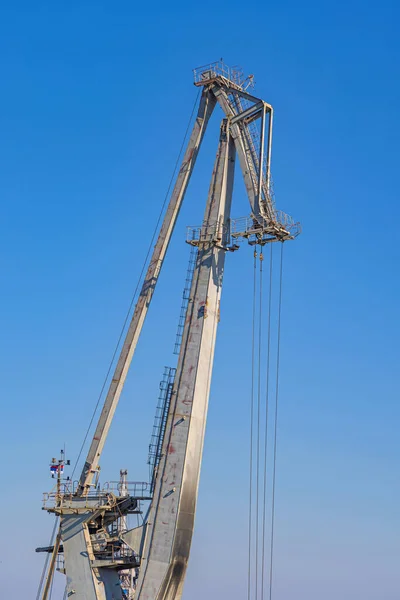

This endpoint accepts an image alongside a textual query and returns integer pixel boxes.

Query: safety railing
[93,544,138,565]
[42,489,116,511]
[104,481,151,498]
[186,220,229,246]
[42,480,152,509]
[193,61,245,88]
[230,213,301,242]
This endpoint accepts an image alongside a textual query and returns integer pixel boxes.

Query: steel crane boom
[135,118,235,599]
[77,88,216,496]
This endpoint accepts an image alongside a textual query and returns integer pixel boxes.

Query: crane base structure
[37,61,300,600]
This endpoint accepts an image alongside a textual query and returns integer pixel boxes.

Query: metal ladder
[174,244,198,355]
[148,366,176,494]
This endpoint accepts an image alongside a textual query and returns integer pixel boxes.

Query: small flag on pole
[50,464,64,474]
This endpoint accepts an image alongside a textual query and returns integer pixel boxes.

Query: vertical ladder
[173,244,198,355]
[148,366,176,494]
[148,246,198,495]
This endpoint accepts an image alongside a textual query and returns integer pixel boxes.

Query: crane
[37,61,300,600]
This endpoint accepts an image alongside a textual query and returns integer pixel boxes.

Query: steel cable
[71,89,201,480]
[255,251,264,600]
[261,244,273,600]
[268,243,284,600]
[248,250,258,600]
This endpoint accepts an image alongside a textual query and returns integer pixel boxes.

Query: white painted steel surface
[136,121,235,600]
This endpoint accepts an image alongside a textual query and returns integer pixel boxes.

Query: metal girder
[211,85,265,219]
[224,85,273,111]
[135,120,236,600]
[77,88,216,496]
[41,529,62,600]
[266,105,273,192]
[230,100,265,125]
[210,85,275,222]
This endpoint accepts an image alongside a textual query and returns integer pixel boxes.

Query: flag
[50,464,64,474]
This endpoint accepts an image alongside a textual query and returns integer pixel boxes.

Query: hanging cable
[248,250,258,600]
[255,250,264,600]
[71,89,201,480]
[261,244,273,600]
[36,517,59,600]
[269,243,284,600]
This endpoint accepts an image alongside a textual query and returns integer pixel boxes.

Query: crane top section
[192,60,300,243]
[193,60,256,92]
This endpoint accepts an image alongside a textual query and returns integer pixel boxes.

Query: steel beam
[211,85,263,217]
[266,107,273,191]
[224,86,272,111]
[230,100,264,125]
[135,120,236,600]
[212,85,275,222]
[258,104,266,206]
[77,89,216,495]
[41,529,62,600]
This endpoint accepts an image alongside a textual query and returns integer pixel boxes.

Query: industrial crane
[37,61,300,600]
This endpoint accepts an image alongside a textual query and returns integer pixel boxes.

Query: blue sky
[1,1,399,598]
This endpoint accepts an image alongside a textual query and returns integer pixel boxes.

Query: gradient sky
[1,1,399,599]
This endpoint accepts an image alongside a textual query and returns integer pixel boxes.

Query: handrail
[42,480,152,510]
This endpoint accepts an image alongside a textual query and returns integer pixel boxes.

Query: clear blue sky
[1,1,399,599]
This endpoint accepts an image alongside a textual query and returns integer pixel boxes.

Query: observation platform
[186,212,301,249]
[42,480,152,515]
[193,60,254,91]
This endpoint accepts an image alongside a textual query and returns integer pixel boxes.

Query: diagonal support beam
[40,528,62,600]
[211,85,262,217]
[224,86,273,109]
[230,100,265,125]
[211,85,275,221]
[77,89,216,495]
